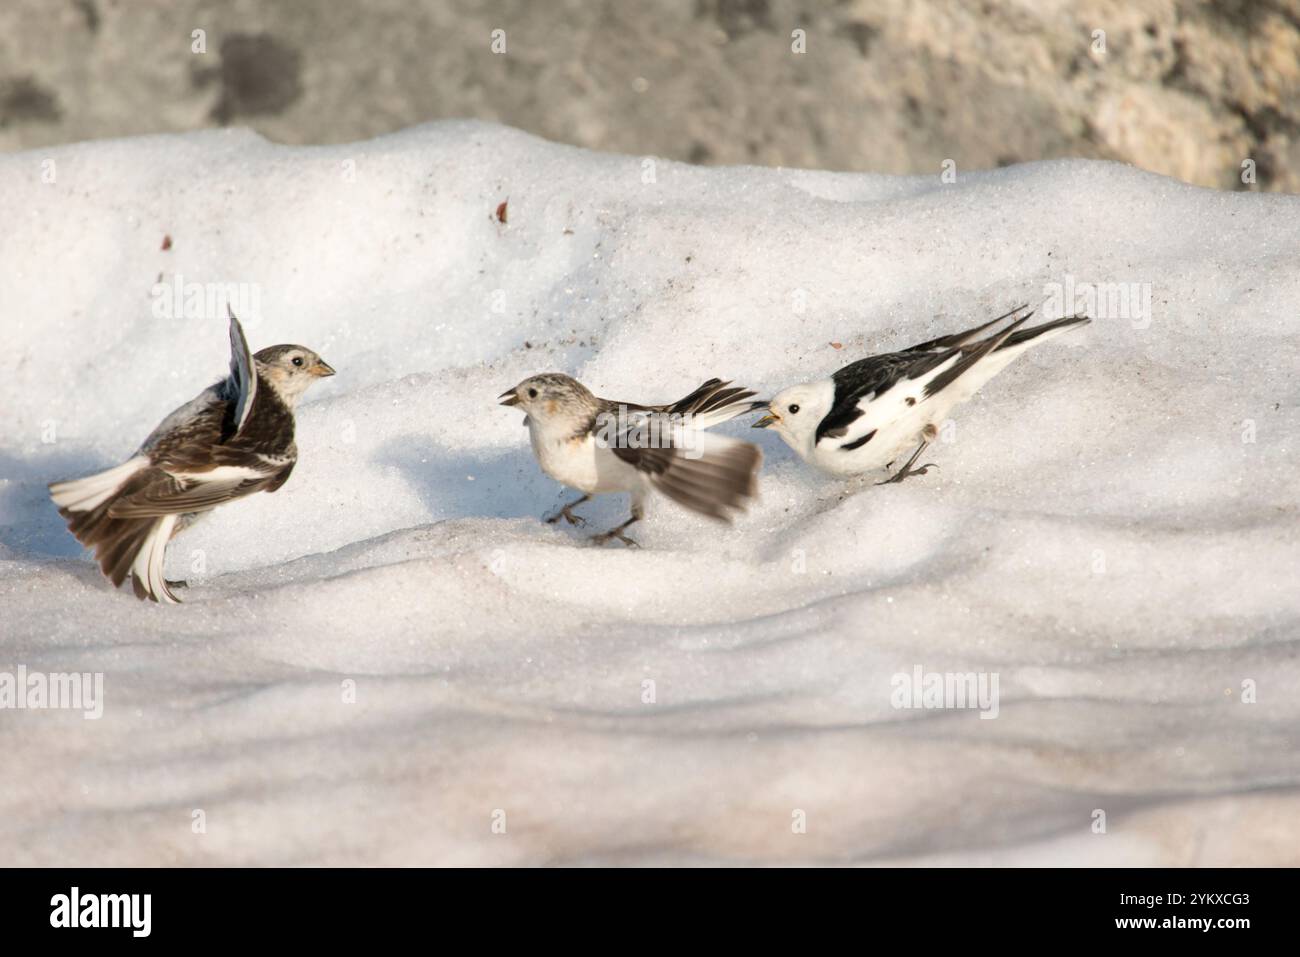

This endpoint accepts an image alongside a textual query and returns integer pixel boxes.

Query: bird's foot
[875,463,938,485]
[544,505,587,527]
[590,529,640,548]
[166,579,189,590]
[544,495,591,526]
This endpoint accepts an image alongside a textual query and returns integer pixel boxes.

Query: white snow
[2,121,1298,865]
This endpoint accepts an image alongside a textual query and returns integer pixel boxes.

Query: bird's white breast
[810,413,924,475]
[527,418,641,494]
[810,378,940,476]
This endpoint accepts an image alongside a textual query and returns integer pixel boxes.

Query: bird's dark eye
[789,404,800,414]
[291,356,304,367]
[528,388,538,398]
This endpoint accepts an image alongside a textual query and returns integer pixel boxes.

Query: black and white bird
[49,314,335,603]
[754,305,1089,481]
[499,374,763,546]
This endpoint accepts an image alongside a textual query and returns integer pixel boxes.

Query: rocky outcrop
[1,0,1295,191]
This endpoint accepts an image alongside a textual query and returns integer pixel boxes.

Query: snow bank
[1,121,1298,865]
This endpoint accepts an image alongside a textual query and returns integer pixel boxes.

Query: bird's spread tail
[663,378,765,431]
[613,431,761,522]
[49,458,182,603]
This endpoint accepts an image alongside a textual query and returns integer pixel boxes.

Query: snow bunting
[49,314,335,603]
[500,375,763,546]
[754,305,1089,482]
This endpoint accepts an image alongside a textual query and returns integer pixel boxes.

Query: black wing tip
[670,378,765,417]
[984,303,1033,331]
[1000,312,1092,346]
[922,312,1033,399]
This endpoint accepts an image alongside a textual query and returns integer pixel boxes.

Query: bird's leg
[544,493,590,526]
[876,440,939,485]
[590,507,642,548]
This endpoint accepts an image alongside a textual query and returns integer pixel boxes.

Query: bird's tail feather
[130,514,180,604]
[50,459,181,602]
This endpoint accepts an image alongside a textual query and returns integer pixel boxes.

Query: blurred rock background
[1,0,1296,191]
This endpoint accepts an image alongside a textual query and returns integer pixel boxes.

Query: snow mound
[2,121,1298,865]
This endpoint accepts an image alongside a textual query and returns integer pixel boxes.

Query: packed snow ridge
[1,121,1298,865]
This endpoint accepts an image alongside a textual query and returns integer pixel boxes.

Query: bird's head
[753,381,833,453]
[254,345,335,405]
[499,373,596,427]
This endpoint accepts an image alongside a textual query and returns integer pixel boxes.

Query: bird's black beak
[499,390,520,407]
[752,408,777,428]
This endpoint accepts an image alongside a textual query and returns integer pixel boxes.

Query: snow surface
[2,121,1298,865]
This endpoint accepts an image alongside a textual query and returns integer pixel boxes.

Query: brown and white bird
[49,314,335,603]
[499,374,763,546]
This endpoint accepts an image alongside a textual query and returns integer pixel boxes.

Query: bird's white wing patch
[107,465,272,518]
[841,354,959,444]
[170,464,272,484]
[228,313,257,435]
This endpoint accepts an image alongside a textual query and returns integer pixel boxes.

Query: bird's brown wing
[105,466,286,518]
[611,431,761,522]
